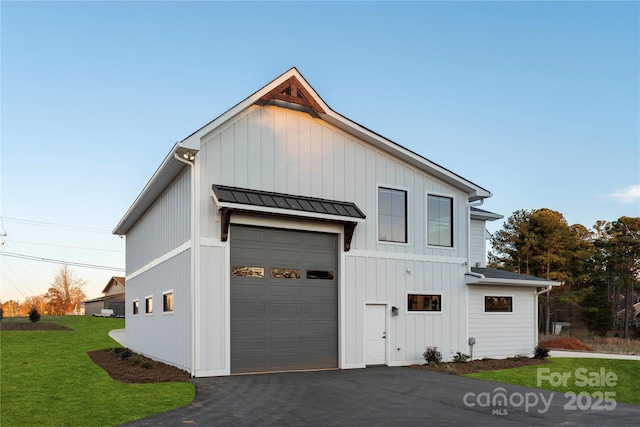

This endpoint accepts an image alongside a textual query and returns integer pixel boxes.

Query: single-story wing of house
[113,68,559,377]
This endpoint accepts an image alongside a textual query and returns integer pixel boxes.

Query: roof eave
[465,275,561,287]
[113,143,198,235]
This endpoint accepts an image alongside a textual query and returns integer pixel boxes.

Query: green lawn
[467,358,640,406]
[0,316,194,427]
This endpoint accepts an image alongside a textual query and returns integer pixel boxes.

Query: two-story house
[114,68,558,377]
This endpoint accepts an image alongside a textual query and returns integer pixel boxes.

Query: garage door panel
[231,225,338,374]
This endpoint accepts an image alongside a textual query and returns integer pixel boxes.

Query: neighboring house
[113,68,559,377]
[83,276,126,317]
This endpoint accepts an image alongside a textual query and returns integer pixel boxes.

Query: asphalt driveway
[120,366,638,426]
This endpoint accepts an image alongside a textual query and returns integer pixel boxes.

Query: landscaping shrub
[452,352,471,363]
[534,345,550,360]
[112,348,132,360]
[28,307,41,323]
[141,361,153,369]
[423,346,442,364]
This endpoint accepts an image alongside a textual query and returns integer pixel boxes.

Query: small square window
[407,294,441,312]
[485,296,513,313]
[132,300,139,315]
[163,292,174,313]
[145,296,153,314]
[379,187,407,243]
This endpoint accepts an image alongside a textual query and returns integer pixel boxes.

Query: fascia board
[319,111,492,200]
[113,143,197,235]
[466,276,560,287]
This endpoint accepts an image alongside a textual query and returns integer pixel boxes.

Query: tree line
[1,265,86,317]
[489,209,639,338]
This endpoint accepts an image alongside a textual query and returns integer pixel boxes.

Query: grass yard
[0,316,195,427]
[467,358,640,406]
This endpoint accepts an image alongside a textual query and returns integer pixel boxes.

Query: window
[307,270,335,280]
[378,187,407,243]
[132,300,139,316]
[163,292,174,313]
[407,294,441,312]
[427,194,453,247]
[145,296,153,314]
[271,268,301,279]
[233,266,264,277]
[485,296,513,313]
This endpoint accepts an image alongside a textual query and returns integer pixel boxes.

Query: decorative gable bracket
[257,76,326,116]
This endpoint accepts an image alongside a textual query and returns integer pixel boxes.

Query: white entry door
[365,304,387,365]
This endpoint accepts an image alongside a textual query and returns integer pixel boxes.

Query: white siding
[344,254,467,365]
[468,285,536,358]
[199,105,469,259]
[470,220,487,268]
[126,250,192,370]
[126,169,191,272]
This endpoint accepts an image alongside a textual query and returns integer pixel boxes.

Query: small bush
[423,346,442,364]
[534,345,550,360]
[506,354,529,361]
[112,348,132,360]
[452,352,471,363]
[131,356,141,366]
[141,361,152,369]
[28,307,41,323]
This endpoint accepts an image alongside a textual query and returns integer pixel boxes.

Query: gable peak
[258,75,325,115]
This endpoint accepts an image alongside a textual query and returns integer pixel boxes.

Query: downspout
[466,199,484,274]
[534,285,553,346]
[174,151,197,377]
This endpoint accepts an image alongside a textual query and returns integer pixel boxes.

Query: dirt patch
[0,322,72,331]
[88,349,191,384]
[538,336,594,352]
[411,357,548,375]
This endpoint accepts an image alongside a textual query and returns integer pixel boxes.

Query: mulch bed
[538,336,594,351]
[411,357,548,375]
[0,322,72,331]
[88,349,191,384]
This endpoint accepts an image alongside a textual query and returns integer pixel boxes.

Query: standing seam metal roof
[211,185,366,220]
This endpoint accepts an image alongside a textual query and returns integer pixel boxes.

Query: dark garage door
[230,225,338,374]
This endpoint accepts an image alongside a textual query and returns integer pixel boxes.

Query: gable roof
[114,68,492,235]
[102,276,126,294]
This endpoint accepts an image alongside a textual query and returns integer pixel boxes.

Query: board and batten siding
[126,249,192,371]
[344,254,467,366]
[126,169,191,273]
[198,104,469,258]
[470,220,487,268]
[468,286,536,358]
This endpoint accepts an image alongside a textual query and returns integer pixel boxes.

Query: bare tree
[46,265,87,315]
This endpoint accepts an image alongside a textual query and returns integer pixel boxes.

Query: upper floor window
[378,187,407,243]
[427,194,453,247]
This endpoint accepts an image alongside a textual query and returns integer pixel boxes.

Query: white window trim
[145,295,153,316]
[132,299,140,317]
[377,184,410,246]
[405,291,443,314]
[425,191,456,250]
[162,290,174,314]
[483,294,514,314]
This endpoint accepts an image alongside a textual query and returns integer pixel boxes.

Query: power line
[6,239,123,253]
[0,252,124,272]
[0,216,112,233]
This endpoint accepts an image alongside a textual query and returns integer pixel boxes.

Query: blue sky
[1,1,638,303]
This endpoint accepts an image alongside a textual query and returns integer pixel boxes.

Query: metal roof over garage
[211,185,366,219]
